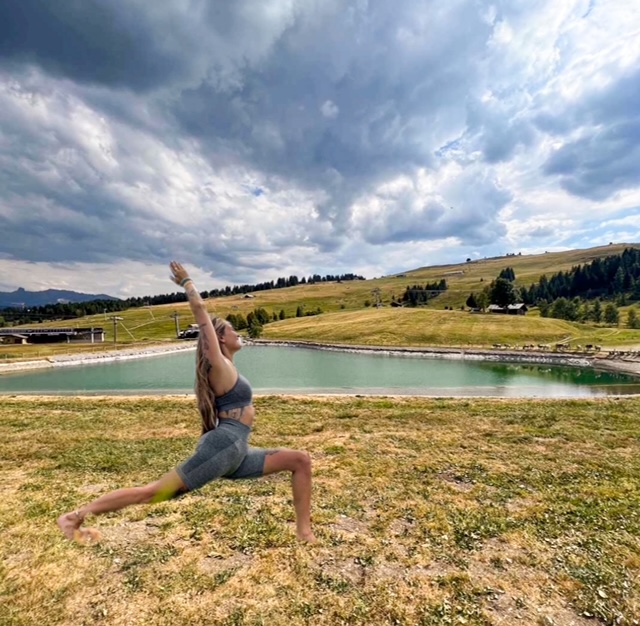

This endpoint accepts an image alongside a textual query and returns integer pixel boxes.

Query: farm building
[0,327,105,344]
[0,333,29,345]
[487,303,528,315]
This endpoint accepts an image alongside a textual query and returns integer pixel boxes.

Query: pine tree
[604,303,619,325]
[247,318,263,338]
[489,278,518,307]
[592,299,602,323]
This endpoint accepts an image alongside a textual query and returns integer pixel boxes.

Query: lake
[0,345,639,397]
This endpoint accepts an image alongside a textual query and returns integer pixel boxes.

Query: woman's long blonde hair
[195,316,228,434]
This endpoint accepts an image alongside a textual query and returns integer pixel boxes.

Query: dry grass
[262,307,640,350]
[2,395,639,625]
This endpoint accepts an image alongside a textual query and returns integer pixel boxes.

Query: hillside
[2,243,639,354]
[383,242,640,309]
[0,287,119,308]
[260,307,640,351]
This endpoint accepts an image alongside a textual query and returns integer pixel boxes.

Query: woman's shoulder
[207,360,239,393]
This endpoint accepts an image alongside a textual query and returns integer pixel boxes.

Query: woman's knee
[263,449,312,475]
[142,477,188,503]
[293,450,312,473]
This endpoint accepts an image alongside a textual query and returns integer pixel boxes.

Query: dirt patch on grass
[198,551,253,575]
[328,514,369,539]
[93,519,162,548]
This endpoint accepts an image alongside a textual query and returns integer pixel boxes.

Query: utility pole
[170,312,180,338]
[109,316,123,344]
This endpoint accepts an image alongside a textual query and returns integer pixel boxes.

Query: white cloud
[320,100,339,119]
[0,0,639,297]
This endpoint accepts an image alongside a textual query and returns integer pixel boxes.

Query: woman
[57,261,315,543]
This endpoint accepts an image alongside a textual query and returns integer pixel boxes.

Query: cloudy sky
[1,0,639,298]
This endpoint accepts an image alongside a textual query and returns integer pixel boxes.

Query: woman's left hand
[169,261,191,286]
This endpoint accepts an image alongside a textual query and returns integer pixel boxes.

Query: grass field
[2,396,639,625]
[261,308,640,350]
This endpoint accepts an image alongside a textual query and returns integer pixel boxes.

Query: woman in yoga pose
[57,261,315,543]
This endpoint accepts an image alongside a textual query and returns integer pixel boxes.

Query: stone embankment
[251,339,640,378]
[0,342,195,375]
[0,359,53,374]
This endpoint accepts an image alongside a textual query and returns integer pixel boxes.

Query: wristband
[180,277,192,287]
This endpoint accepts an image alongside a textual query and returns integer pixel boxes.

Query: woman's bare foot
[297,530,317,543]
[73,527,102,544]
[57,511,83,540]
[57,512,102,544]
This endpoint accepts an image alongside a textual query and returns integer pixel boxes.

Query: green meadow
[1,395,639,625]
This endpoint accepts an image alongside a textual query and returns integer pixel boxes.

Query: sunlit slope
[4,243,638,350]
[378,242,639,309]
[260,308,615,348]
[198,242,639,314]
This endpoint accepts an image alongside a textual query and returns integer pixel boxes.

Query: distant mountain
[0,288,120,308]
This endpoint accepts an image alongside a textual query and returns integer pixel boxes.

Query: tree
[551,297,568,320]
[613,267,625,293]
[538,299,550,317]
[296,305,304,317]
[628,307,640,329]
[253,307,270,325]
[592,299,602,323]
[604,302,619,325]
[489,277,518,307]
[279,309,286,320]
[476,292,489,312]
[554,297,579,320]
[498,267,516,281]
[226,313,247,330]
[615,293,628,307]
[247,318,263,338]
[466,293,478,309]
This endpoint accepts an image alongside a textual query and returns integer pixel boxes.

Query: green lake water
[0,345,639,397]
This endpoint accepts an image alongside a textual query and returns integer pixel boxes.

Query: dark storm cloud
[171,0,494,235]
[0,0,185,90]
[0,0,283,93]
[465,97,536,164]
[542,68,640,200]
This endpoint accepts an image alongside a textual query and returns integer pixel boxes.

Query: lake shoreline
[1,337,640,378]
[0,342,196,375]
[252,339,640,378]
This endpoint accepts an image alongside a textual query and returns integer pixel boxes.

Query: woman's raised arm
[169,261,224,367]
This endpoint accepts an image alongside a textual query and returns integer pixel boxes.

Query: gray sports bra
[215,373,253,412]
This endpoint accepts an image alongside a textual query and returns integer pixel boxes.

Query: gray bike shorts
[176,418,271,491]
